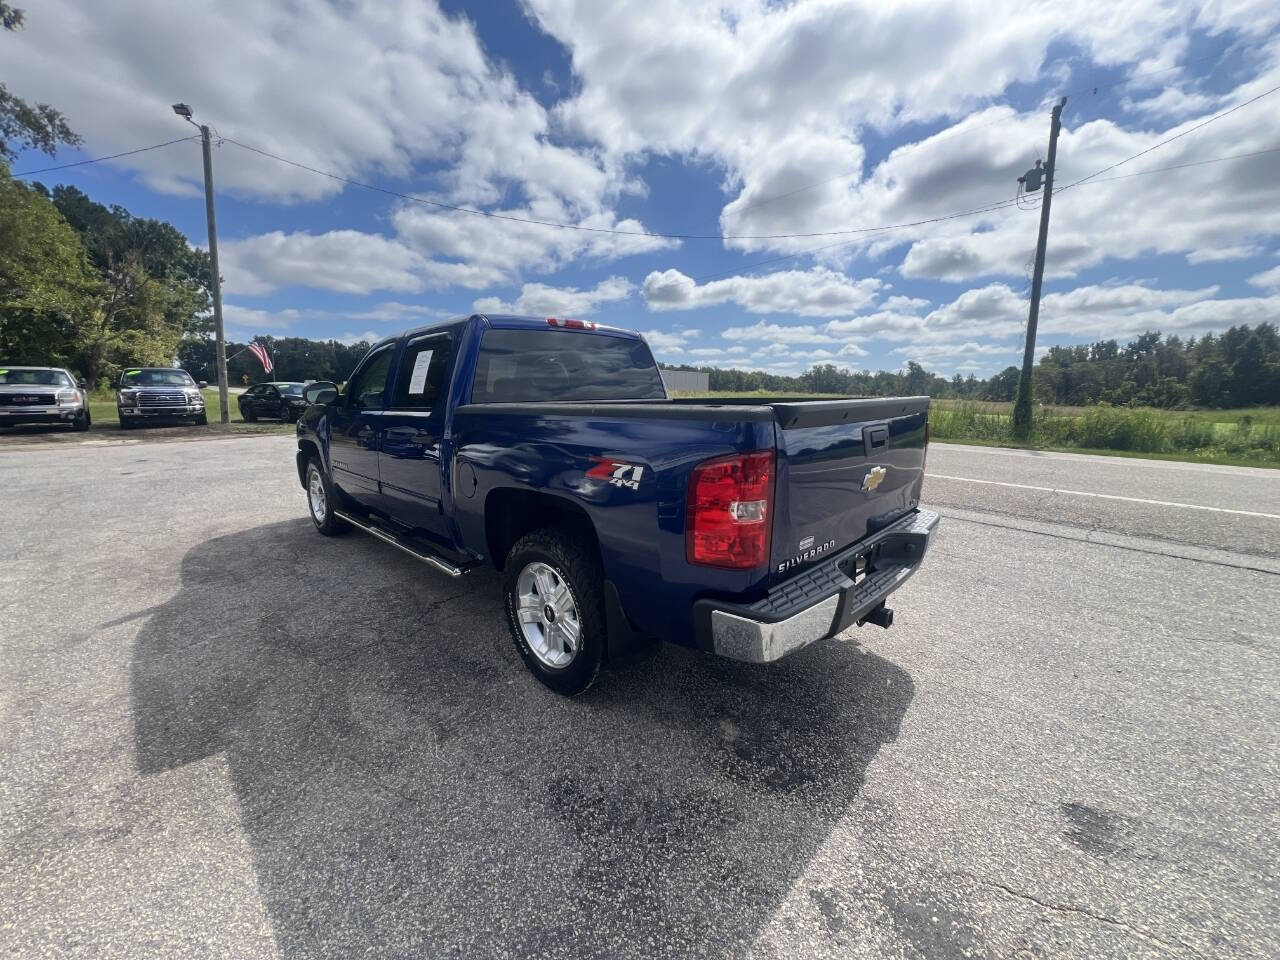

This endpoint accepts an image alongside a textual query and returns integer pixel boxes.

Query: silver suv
[116,367,207,429]
[0,366,91,431]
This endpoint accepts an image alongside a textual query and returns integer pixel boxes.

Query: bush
[928,400,1278,465]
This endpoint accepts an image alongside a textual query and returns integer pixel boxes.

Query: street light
[173,102,229,425]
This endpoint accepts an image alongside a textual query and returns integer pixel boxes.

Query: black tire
[73,409,91,432]
[195,412,208,426]
[242,409,257,422]
[503,527,606,696]
[305,456,350,536]
[119,414,133,430]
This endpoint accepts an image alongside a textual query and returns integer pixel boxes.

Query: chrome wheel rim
[515,561,581,668]
[307,466,327,523]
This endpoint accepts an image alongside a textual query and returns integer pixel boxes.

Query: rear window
[472,330,666,403]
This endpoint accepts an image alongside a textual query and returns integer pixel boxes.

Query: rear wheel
[306,457,349,536]
[503,528,606,696]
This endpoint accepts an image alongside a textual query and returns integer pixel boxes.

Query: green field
[673,391,1280,467]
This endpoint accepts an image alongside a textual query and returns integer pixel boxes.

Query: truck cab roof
[396,313,640,343]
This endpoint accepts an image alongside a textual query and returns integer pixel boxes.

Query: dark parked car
[238,382,308,422]
[117,367,207,428]
[0,365,91,431]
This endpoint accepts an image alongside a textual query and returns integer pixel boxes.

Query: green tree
[1,4,82,161]
[50,185,212,338]
[0,164,99,365]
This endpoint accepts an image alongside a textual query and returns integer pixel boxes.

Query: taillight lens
[686,450,775,569]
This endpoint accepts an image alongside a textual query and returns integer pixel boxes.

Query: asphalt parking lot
[2,433,1277,959]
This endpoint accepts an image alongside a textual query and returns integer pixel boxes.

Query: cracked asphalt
[1,434,1277,959]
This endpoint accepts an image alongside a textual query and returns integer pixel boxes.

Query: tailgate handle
[864,425,888,455]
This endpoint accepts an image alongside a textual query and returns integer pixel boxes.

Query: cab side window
[392,334,453,411]
[346,349,393,410]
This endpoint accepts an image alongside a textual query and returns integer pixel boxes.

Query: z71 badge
[586,457,645,491]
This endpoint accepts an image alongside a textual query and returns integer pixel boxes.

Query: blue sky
[8,0,1280,377]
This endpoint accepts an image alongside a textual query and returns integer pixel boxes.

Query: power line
[1055,82,1280,192]
[693,140,1279,285]
[692,195,1030,284]
[1033,44,1245,111]
[728,42,1249,218]
[10,137,198,177]
[1061,144,1280,186]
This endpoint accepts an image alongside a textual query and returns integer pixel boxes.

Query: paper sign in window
[407,350,434,395]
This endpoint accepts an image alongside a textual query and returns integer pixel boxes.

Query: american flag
[247,342,273,374]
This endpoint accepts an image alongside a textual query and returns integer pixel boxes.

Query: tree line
[664,323,1280,409]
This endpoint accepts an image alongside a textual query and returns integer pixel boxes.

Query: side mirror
[303,381,339,405]
[198,380,209,389]
[77,379,87,389]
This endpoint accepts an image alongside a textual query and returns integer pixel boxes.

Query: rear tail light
[546,317,596,330]
[686,450,775,569]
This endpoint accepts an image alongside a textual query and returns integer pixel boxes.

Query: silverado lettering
[777,539,838,574]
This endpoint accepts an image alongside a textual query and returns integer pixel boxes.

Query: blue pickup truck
[296,314,938,694]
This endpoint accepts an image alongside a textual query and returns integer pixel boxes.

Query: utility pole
[1012,96,1066,439]
[172,103,229,424]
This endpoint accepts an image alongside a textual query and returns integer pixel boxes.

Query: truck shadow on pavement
[131,518,914,959]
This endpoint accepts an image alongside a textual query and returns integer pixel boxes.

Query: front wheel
[242,409,257,422]
[73,409,91,432]
[503,528,606,696]
[119,414,133,430]
[306,458,349,536]
[195,412,208,426]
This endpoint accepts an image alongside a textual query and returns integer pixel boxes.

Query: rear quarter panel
[450,408,775,646]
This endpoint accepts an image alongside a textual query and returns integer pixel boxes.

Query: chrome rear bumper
[702,509,940,664]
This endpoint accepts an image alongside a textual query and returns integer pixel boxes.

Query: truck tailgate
[768,397,929,582]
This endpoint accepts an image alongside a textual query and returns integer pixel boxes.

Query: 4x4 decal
[587,457,645,491]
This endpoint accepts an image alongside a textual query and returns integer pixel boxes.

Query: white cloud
[352,302,457,323]
[530,0,1280,277]
[393,206,676,291]
[643,267,881,315]
[472,276,633,316]
[825,279,1270,348]
[9,0,680,297]
[221,231,428,295]
[338,331,380,346]
[222,304,301,333]
[640,329,700,354]
[892,340,1021,361]
[721,321,838,345]
[1248,264,1280,290]
[8,0,627,211]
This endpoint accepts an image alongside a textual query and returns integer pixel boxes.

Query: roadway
[1,435,1276,959]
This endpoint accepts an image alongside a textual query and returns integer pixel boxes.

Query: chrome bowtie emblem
[861,466,888,493]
